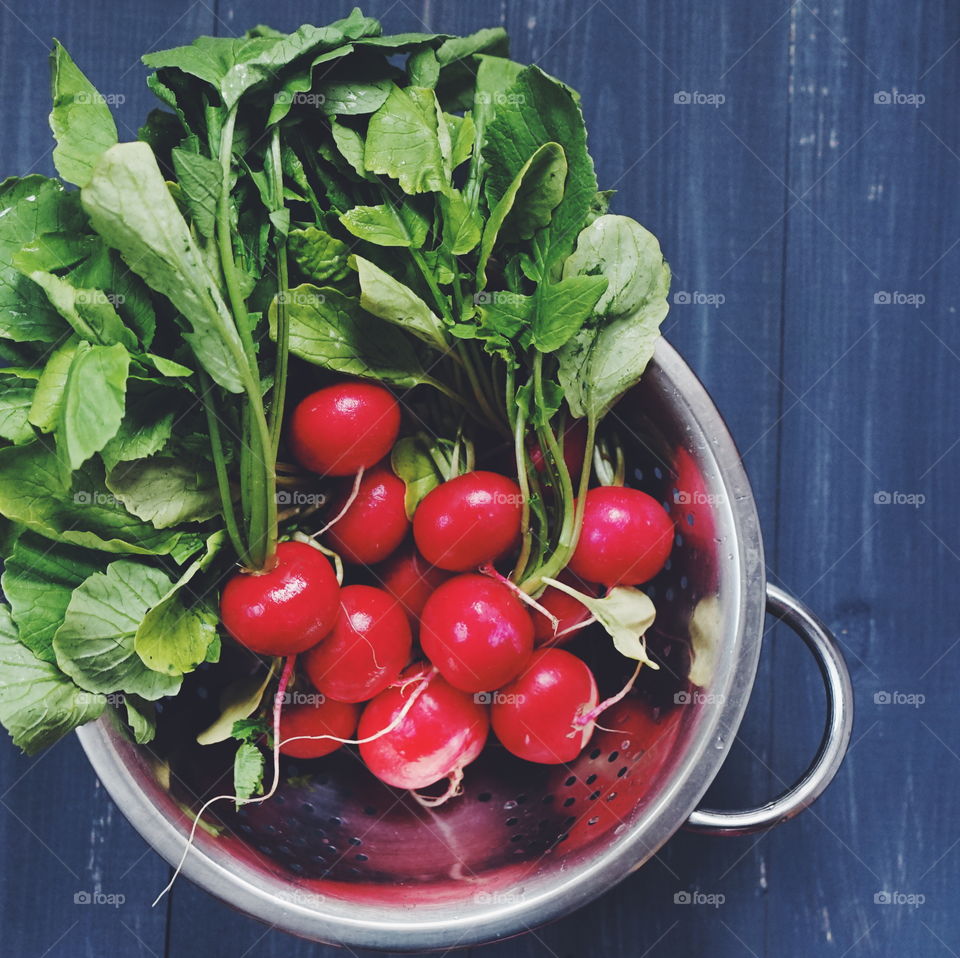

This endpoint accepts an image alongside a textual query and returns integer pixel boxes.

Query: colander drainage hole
[516,794,528,804]
[477,792,492,803]
[563,816,576,828]
[349,836,362,846]
[362,806,377,816]
[589,790,601,801]
[562,797,576,808]
[564,776,576,787]
[542,794,555,804]
[589,748,602,760]
[588,816,600,826]
[355,853,369,862]
[510,834,524,843]
[329,816,342,826]
[607,751,620,762]
[301,802,314,814]
[505,817,518,826]
[617,766,628,778]
[585,774,597,785]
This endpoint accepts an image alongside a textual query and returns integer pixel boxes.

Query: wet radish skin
[220,541,340,656]
[413,471,522,572]
[279,698,360,759]
[377,546,450,628]
[568,486,674,586]
[289,382,400,476]
[325,465,410,565]
[419,574,534,693]
[533,572,599,645]
[303,585,412,703]
[491,648,599,764]
[358,667,489,789]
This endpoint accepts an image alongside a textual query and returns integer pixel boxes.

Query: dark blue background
[1,1,956,955]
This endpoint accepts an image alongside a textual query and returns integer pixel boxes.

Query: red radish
[377,546,449,627]
[533,571,599,645]
[289,382,400,476]
[279,698,360,759]
[529,418,588,479]
[220,541,339,656]
[569,486,674,586]
[419,574,533,693]
[491,649,598,764]
[359,666,489,790]
[413,471,522,572]
[324,464,409,565]
[303,585,412,703]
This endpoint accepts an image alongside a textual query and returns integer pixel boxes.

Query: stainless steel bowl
[77,339,854,951]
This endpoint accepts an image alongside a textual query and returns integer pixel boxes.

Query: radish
[377,545,449,627]
[303,585,412,703]
[491,649,599,764]
[568,486,674,586]
[419,574,534,693]
[324,464,410,565]
[289,381,400,476]
[533,571,599,645]
[359,666,489,791]
[529,417,588,479]
[278,698,360,759]
[413,470,522,571]
[220,541,340,656]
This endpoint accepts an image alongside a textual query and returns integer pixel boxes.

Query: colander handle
[685,584,854,835]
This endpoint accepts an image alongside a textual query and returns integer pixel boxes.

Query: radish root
[411,766,464,808]
[574,660,643,729]
[479,562,559,635]
[152,654,298,907]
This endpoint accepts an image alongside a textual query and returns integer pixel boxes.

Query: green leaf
[99,384,175,472]
[351,255,447,350]
[477,141,567,286]
[49,40,119,187]
[541,579,658,665]
[445,112,475,168]
[233,741,265,803]
[197,660,277,746]
[329,118,369,179]
[105,456,220,528]
[408,46,440,88]
[81,142,247,394]
[439,190,482,255]
[12,232,97,273]
[477,292,534,340]
[28,338,77,433]
[288,227,350,284]
[563,215,671,317]
[122,694,156,744]
[317,78,392,116]
[484,67,598,275]
[1,533,104,663]
[171,147,221,239]
[0,176,86,343]
[57,340,130,471]
[532,275,608,353]
[339,201,429,248]
[0,602,104,754]
[135,598,217,677]
[556,235,670,419]
[0,442,186,555]
[52,560,182,699]
[23,269,137,350]
[391,436,443,519]
[270,284,437,391]
[0,384,35,444]
[364,85,448,194]
[266,46,355,125]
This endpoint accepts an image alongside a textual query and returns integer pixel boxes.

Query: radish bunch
[220,380,675,801]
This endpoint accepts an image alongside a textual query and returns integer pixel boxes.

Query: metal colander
[77,339,853,951]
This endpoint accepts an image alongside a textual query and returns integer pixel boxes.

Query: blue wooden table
[1,1,956,955]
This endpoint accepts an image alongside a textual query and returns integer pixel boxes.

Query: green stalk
[511,398,533,581]
[267,127,290,460]
[200,373,248,565]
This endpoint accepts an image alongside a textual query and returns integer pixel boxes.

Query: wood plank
[0,6,212,956]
